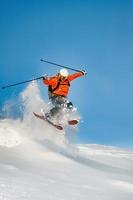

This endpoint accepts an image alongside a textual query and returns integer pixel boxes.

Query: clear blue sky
[0,0,133,149]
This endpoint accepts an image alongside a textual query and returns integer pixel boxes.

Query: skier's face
[57,73,67,80]
[60,75,67,81]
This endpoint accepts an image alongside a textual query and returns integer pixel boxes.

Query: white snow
[0,82,133,200]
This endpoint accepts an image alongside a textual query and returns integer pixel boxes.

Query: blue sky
[0,0,133,149]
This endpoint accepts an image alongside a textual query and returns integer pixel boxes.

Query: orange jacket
[43,72,84,97]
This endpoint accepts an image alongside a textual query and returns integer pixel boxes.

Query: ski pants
[47,95,73,118]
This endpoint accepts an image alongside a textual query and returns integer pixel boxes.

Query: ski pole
[1,76,43,89]
[40,58,83,73]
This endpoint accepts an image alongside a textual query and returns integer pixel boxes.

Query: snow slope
[0,83,133,200]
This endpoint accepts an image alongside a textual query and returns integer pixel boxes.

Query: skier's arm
[42,76,57,86]
[68,71,86,82]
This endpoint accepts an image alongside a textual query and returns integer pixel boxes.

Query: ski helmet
[59,68,69,77]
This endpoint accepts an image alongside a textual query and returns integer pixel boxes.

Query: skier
[42,68,87,121]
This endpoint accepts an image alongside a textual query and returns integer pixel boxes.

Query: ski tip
[33,112,37,116]
[68,119,79,125]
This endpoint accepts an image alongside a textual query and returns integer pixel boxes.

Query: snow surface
[0,82,133,200]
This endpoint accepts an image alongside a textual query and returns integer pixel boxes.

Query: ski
[33,112,63,130]
[68,119,79,125]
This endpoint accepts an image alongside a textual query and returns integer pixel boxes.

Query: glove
[42,74,48,80]
[81,70,87,75]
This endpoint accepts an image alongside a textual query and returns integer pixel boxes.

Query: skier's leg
[45,96,62,120]
[44,106,60,120]
[49,106,60,117]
